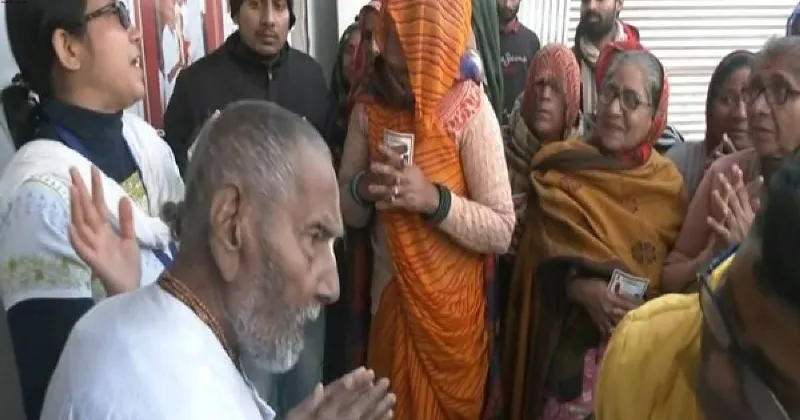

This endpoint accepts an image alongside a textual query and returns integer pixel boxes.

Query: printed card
[608,269,649,299]
[383,129,415,166]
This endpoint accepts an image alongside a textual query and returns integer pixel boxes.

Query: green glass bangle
[423,183,451,225]
[349,171,370,207]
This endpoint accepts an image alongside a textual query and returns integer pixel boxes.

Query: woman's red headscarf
[593,39,669,162]
[520,44,581,139]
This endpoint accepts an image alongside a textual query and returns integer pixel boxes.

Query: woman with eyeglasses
[660,37,800,294]
[502,40,686,420]
[0,1,183,418]
[595,150,800,420]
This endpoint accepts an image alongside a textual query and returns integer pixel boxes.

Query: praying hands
[287,367,395,420]
[707,164,763,252]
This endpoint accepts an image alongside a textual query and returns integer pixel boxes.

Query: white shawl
[0,112,184,248]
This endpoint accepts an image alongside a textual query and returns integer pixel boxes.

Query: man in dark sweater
[162,0,328,416]
[497,0,540,136]
[163,0,328,175]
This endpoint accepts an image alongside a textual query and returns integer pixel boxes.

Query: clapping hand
[707,164,762,250]
[67,166,140,296]
[287,367,395,420]
[704,134,737,171]
[367,145,439,215]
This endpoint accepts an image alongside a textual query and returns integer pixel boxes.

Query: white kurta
[41,284,276,420]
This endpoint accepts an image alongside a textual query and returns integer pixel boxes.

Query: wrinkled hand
[707,164,762,250]
[356,169,389,204]
[570,279,641,334]
[68,166,140,296]
[287,367,395,420]
[367,145,439,215]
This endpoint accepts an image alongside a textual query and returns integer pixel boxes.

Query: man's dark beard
[497,5,518,23]
[577,10,616,42]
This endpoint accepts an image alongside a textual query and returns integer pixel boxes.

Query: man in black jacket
[164,0,328,175]
[163,0,329,416]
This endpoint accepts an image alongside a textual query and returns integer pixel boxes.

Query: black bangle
[349,171,370,207]
[422,183,451,225]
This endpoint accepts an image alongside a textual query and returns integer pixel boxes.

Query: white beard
[232,289,321,374]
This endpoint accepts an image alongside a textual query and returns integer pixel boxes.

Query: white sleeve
[0,178,95,309]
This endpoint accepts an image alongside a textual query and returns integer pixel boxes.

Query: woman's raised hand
[707,164,762,250]
[704,134,738,170]
[68,166,141,296]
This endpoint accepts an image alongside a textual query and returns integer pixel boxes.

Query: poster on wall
[137,0,230,128]
[0,0,233,125]
[0,1,318,128]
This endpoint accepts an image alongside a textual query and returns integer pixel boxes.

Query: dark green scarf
[471,0,504,118]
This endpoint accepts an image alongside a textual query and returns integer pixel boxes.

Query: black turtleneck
[7,100,138,420]
[163,31,330,175]
[38,100,137,183]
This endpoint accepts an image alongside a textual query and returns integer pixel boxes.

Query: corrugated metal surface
[567,0,796,142]
[519,0,571,44]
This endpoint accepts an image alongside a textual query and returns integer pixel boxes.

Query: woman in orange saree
[502,41,687,419]
[337,0,515,418]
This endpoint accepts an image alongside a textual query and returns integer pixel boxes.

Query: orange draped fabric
[363,1,488,419]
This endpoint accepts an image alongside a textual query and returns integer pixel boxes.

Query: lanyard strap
[54,125,106,162]
[152,242,179,268]
[53,124,178,268]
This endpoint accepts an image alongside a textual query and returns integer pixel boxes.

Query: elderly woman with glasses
[502,40,686,420]
[596,149,800,420]
[660,37,800,294]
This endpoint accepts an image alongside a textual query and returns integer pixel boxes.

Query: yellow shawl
[503,138,686,418]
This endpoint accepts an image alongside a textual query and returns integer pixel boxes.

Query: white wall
[519,0,570,44]
[308,0,339,80]
[337,0,362,37]
[0,6,16,85]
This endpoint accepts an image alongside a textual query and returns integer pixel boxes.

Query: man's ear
[209,184,244,282]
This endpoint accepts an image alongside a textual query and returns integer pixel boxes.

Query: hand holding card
[383,129,414,166]
[607,269,649,300]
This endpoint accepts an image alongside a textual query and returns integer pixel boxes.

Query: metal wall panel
[567,0,796,142]
[519,0,571,44]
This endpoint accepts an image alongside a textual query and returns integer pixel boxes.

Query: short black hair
[2,0,89,148]
[754,152,800,311]
[229,0,296,27]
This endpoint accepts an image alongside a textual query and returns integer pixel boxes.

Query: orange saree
[363,0,488,419]
[502,139,686,419]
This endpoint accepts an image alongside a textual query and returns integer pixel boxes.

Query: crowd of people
[0,0,800,419]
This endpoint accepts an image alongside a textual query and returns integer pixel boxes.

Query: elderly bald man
[41,101,395,420]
